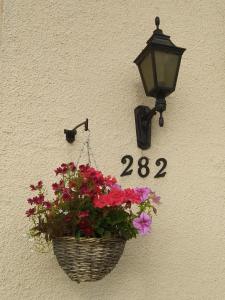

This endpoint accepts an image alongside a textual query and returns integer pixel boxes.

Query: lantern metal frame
[134,17,186,149]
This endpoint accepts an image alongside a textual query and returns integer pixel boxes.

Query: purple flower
[135,187,152,202]
[132,212,152,235]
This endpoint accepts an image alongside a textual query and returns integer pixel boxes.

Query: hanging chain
[86,131,91,166]
[87,131,98,169]
[76,130,98,169]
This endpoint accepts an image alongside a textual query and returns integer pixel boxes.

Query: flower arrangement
[26,163,160,242]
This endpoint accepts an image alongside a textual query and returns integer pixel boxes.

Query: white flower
[59,209,63,213]
[64,211,68,215]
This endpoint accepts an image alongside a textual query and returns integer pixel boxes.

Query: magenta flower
[26,207,36,217]
[133,212,152,235]
[27,195,44,205]
[135,187,152,202]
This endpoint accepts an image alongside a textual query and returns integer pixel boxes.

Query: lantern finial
[155,16,160,29]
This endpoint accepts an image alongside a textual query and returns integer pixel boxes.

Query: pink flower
[150,192,161,204]
[132,212,152,235]
[124,188,141,204]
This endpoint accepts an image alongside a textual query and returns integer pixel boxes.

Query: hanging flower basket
[53,236,125,282]
[25,162,160,282]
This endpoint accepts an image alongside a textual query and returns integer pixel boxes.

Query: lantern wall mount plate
[134,16,186,149]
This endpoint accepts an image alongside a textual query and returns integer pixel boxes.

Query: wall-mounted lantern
[134,17,186,149]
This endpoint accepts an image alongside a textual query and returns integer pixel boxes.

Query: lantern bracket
[64,118,89,143]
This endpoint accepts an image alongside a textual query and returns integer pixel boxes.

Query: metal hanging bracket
[64,118,89,143]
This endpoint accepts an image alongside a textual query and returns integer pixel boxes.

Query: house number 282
[120,155,167,178]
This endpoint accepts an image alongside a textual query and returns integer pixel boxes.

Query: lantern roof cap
[147,16,175,46]
[134,17,186,65]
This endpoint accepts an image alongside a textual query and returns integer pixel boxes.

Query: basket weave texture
[53,236,126,282]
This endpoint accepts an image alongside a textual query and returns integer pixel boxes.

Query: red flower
[79,165,105,186]
[79,219,93,236]
[43,201,51,209]
[52,180,65,194]
[35,195,45,205]
[52,183,58,191]
[55,166,67,175]
[104,175,117,187]
[69,180,76,189]
[30,181,43,191]
[78,211,89,218]
[64,214,72,222]
[37,181,43,189]
[62,189,72,201]
[94,189,125,208]
[68,162,76,172]
[27,198,34,205]
[26,207,36,217]
[27,195,44,205]
[30,184,36,191]
[82,227,93,236]
[124,188,141,204]
[93,188,141,208]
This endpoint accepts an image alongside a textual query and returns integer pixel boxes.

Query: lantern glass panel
[154,50,179,89]
[139,52,154,94]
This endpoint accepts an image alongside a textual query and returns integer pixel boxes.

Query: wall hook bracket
[64,118,88,143]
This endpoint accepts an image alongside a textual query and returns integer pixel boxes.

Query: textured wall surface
[1,1,225,299]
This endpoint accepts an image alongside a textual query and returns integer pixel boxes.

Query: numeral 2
[154,158,167,178]
[120,155,133,177]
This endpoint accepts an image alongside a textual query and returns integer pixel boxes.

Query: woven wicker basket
[53,236,126,282]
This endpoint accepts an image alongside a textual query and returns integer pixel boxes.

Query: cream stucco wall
[1,1,225,299]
